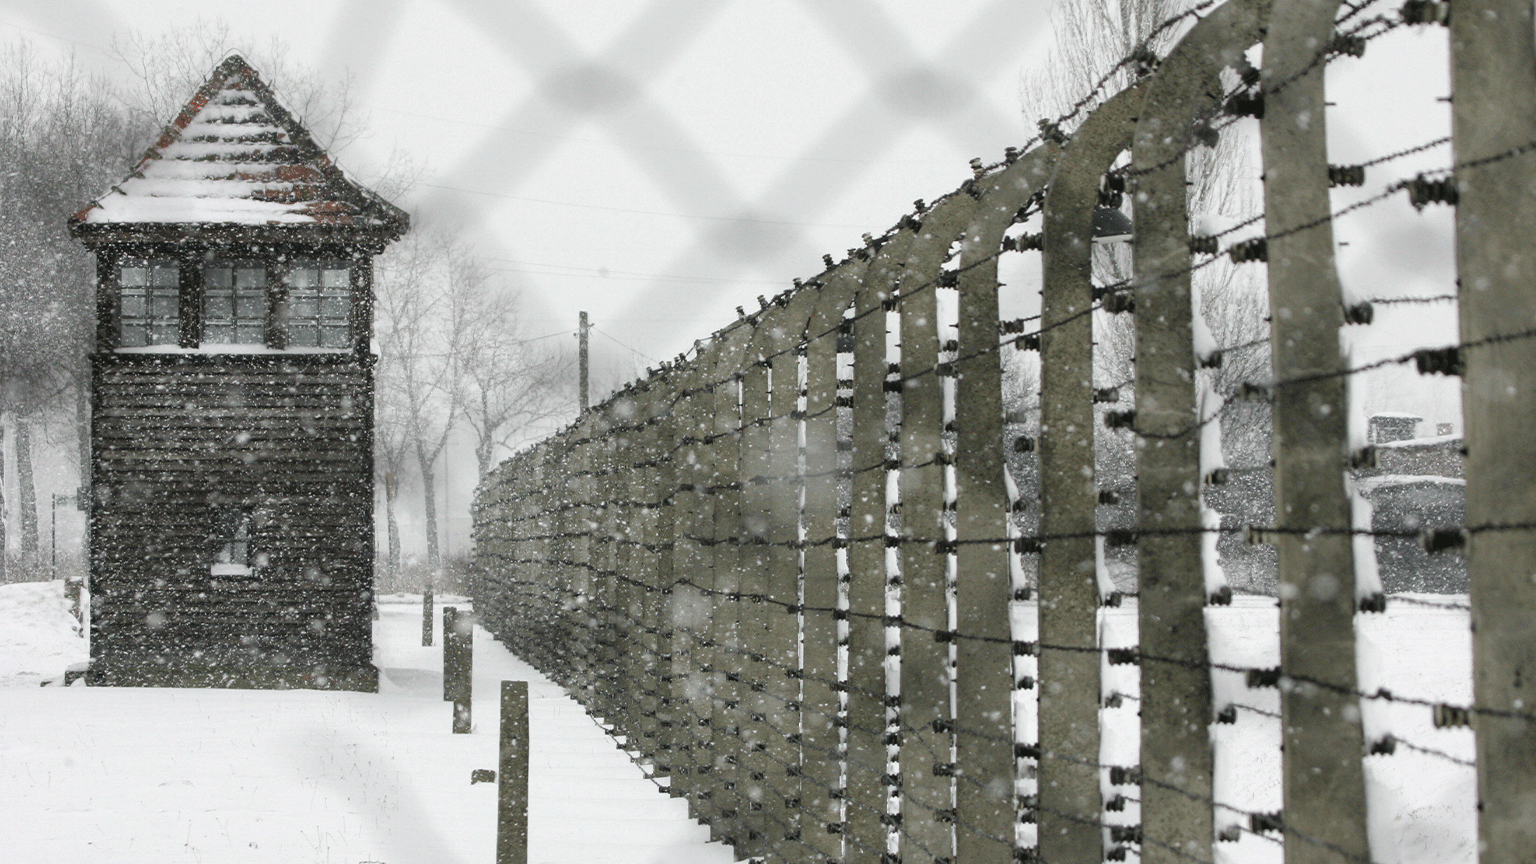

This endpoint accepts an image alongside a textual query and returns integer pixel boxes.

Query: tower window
[210,507,253,576]
[203,262,268,345]
[285,262,351,348]
[118,259,180,346]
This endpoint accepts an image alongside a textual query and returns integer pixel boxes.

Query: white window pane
[235,267,265,289]
[120,323,147,346]
[321,267,349,288]
[320,325,349,348]
[149,322,179,344]
[121,291,146,318]
[205,266,231,288]
[120,266,148,287]
[286,268,316,288]
[204,325,233,344]
[150,263,179,287]
[236,323,265,344]
[289,322,318,347]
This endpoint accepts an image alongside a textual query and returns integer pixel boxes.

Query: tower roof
[69,55,408,245]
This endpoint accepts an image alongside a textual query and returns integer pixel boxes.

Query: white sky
[2,0,1467,553]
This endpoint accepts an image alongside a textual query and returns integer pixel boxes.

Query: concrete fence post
[1261,0,1372,858]
[1449,0,1536,854]
[444,606,473,734]
[496,680,529,864]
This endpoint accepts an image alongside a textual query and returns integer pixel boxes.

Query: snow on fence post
[1449,0,1536,854]
[496,680,529,864]
[1260,0,1373,858]
[1037,81,1139,864]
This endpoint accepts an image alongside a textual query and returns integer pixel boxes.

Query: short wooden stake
[497,681,529,864]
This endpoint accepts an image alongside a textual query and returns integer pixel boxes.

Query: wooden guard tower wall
[68,55,408,690]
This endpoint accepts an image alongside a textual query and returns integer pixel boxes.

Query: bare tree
[0,43,143,578]
[456,287,571,480]
[107,20,364,155]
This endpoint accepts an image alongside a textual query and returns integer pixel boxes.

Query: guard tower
[68,55,408,690]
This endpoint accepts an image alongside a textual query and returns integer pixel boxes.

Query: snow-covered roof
[69,55,407,243]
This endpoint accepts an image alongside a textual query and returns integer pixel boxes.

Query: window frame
[282,259,354,351]
[200,259,271,347]
[115,257,182,348]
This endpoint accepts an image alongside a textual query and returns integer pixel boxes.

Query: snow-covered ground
[0,584,735,864]
[0,583,1475,863]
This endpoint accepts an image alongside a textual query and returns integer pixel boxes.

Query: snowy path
[0,586,736,864]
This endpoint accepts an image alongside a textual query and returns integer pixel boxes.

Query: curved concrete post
[847,229,916,864]
[735,308,784,858]
[954,145,1059,864]
[1037,80,1144,863]
[1260,0,1373,860]
[1131,0,1269,860]
[800,256,871,864]
[1447,0,1536,855]
[761,288,820,863]
[892,190,980,864]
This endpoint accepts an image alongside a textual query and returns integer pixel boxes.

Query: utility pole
[578,311,590,413]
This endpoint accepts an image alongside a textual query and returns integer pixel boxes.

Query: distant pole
[497,680,529,864]
[578,311,590,413]
[422,581,434,647]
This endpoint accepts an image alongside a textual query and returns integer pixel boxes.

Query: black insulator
[1401,0,1451,25]
[1218,825,1243,843]
[1015,537,1042,554]
[1094,387,1121,404]
[932,762,957,776]
[1209,585,1233,606]
[1014,742,1041,759]
[1105,529,1138,547]
[1420,527,1467,553]
[1109,766,1141,785]
[1105,693,1123,708]
[1102,291,1136,314]
[1110,826,1143,845]
[1107,648,1139,665]
[1350,446,1380,470]
[1016,333,1041,352]
[1369,734,1397,756]
[1228,237,1268,263]
[1104,409,1137,430]
[937,271,960,289]
[1216,704,1238,724]
[1433,703,1471,728]
[1246,667,1283,688]
[1225,91,1265,119]
[1016,675,1036,690]
[1414,345,1463,376]
[1329,164,1367,187]
[1189,234,1219,256]
[823,254,836,268]
[1037,118,1068,145]
[1359,592,1388,613]
[1249,812,1284,834]
[1013,640,1037,656]
[1003,232,1044,252]
[1014,586,1034,601]
[1102,592,1123,608]
[1106,793,1129,812]
[1344,302,1374,325]
[1407,173,1458,209]
[1131,44,1160,77]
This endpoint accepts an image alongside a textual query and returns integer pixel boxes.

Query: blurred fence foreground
[471,0,1536,861]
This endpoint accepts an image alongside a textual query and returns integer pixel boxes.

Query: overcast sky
[3,0,1464,550]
